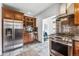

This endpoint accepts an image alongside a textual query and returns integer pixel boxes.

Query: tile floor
[3,40,49,56]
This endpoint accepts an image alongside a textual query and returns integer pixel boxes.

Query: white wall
[42,16,57,42]
[60,3,67,14]
[0,3,2,55]
[36,17,43,42]
[43,16,56,35]
[36,4,61,19]
[36,4,61,42]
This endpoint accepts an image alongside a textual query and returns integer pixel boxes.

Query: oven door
[3,20,14,52]
[51,41,68,56]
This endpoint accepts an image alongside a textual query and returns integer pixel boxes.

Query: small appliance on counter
[25,26,33,32]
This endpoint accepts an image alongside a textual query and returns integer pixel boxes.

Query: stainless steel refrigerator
[2,19,23,52]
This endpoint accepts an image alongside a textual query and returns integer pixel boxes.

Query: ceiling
[4,3,54,16]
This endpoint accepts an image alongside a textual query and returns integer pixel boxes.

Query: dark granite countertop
[49,34,73,46]
[49,33,79,39]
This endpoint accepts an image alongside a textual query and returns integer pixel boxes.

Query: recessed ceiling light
[27,11,32,15]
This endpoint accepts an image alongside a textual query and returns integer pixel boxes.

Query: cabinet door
[2,7,14,19]
[14,11,24,20]
[24,16,28,26]
[23,33,34,44]
[33,18,36,27]
[73,40,79,56]
[29,33,34,42]
[74,3,79,25]
[23,33,29,44]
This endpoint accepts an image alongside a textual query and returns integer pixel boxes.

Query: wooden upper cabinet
[14,11,24,20]
[24,16,28,20]
[2,7,24,20]
[74,3,79,25]
[2,7,14,19]
[33,18,36,27]
[24,16,36,28]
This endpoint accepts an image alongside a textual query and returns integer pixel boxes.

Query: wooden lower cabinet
[23,32,34,44]
[73,40,79,56]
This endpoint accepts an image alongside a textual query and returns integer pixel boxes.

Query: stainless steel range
[2,19,23,52]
